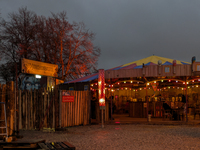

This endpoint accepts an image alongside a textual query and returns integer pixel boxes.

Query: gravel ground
[20,124,200,150]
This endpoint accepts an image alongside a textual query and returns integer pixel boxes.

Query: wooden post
[19,90,22,129]
[146,84,149,122]
[185,79,188,122]
[59,90,62,128]
[7,81,15,136]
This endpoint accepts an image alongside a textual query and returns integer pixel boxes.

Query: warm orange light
[98,69,105,107]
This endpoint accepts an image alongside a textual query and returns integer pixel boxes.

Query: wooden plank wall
[19,88,55,130]
[105,64,192,78]
[0,82,15,137]
[0,84,6,137]
[60,90,90,127]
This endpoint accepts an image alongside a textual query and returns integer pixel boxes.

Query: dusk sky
[1,0,200,70]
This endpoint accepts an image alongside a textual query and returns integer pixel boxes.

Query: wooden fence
[0,83,91,138]
[60,90,90,127]
[0,82,15,137]
[19,88,56,130]
[19,89,91,130]
[1,82,109,138]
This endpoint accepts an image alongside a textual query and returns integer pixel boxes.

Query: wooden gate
[19,88,56,130]
[60,90,90,127]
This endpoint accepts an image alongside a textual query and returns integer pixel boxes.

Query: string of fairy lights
[90,78,200,92]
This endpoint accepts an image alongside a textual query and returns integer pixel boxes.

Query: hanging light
[196,85,199,88]
[176,80,178,83]
[161,80,163,82]
[154,81,156,83]
[130,81,133,83]
[183,82,185,84]
[147,83,149,85]
[186,82,189,84]
[169,80,171,82]
[124,81,126,83]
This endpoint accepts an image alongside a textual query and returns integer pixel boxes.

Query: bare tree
[0,7,37,63]
[44,12,100,80]
[0,8,100,82]
[0,62,15,82]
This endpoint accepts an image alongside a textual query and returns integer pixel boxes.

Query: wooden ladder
[0,102,8,139]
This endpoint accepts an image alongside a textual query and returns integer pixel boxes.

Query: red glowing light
[98,69,105,107]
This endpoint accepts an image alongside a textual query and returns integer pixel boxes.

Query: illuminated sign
[21,58,58,77]
[98,69,105,109]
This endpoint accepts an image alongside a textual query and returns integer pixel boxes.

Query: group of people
[163,94,186,120]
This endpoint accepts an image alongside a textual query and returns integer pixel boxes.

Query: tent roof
[65,55,190,83]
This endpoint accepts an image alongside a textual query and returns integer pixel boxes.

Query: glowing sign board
[21,58,58,77]
[98,69,105,109]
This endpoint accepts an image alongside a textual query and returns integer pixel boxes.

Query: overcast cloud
[1,0,200,70]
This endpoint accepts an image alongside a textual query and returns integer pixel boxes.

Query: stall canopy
[66,55,190,83]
